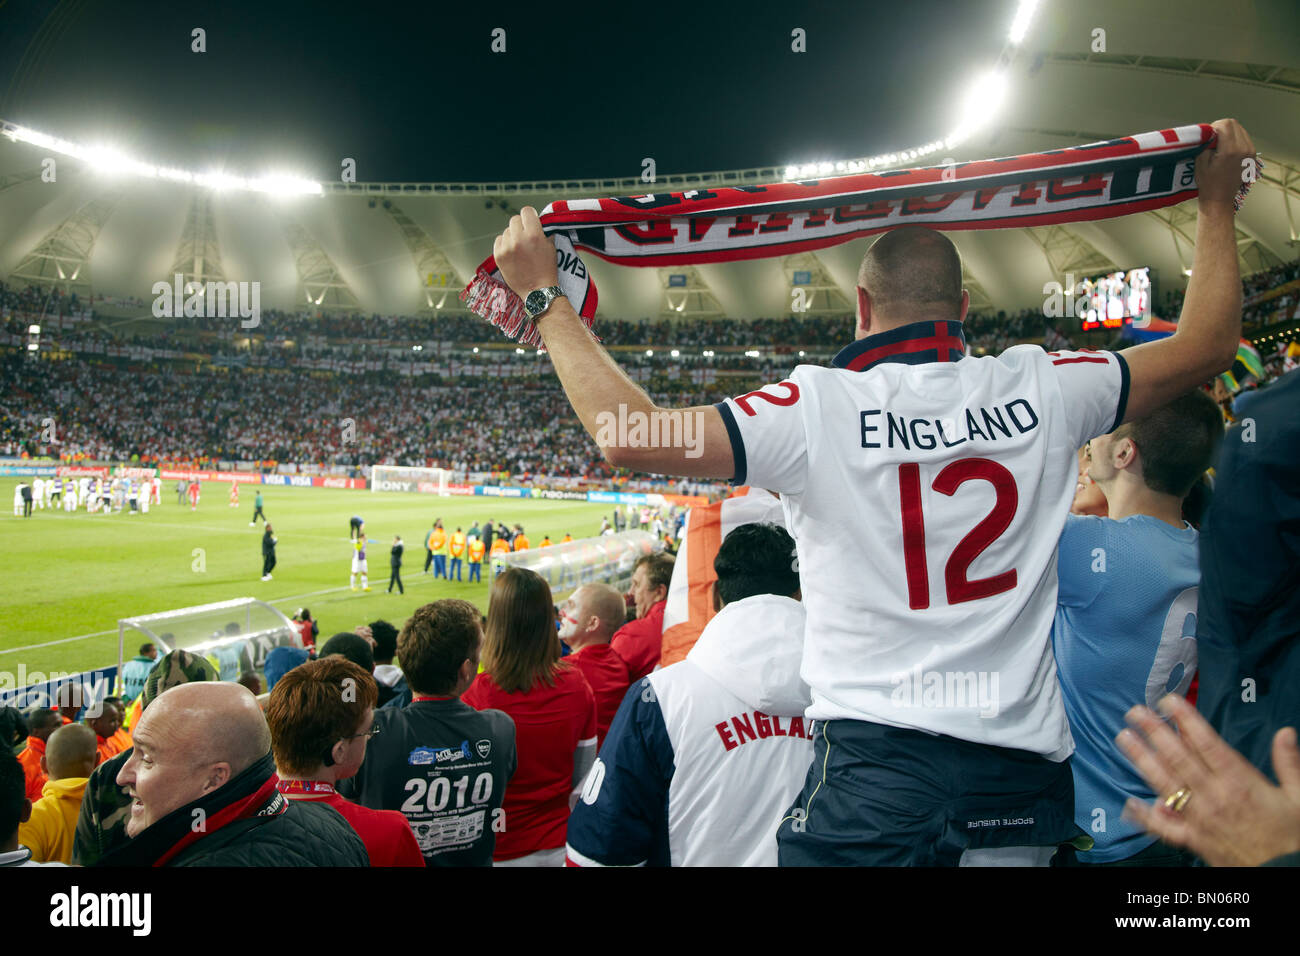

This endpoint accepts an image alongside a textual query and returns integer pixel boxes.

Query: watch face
[525,290,547,315]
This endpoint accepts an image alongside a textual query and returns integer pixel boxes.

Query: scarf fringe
[460,271,533,342]
[460,269,601,349]
[1236,157,1262,213]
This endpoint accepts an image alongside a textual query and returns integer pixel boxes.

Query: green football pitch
[0,482,611,677]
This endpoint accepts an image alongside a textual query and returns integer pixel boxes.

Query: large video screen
[1076,267,1153,331]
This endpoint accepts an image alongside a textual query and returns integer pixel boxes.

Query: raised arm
[1118,118,1255,423]
[492,208,735,479]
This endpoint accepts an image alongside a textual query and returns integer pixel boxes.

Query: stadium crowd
[0,350,748,476]
[4,264,1294,474]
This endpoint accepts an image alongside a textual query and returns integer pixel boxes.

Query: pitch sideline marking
[23,512,345,541]
[0,584,369,656]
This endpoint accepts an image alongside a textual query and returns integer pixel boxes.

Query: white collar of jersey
[831,320,967,373]
[0,846,32,867]
[687,594,810,716]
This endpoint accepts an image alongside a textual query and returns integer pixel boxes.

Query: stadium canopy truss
[1,0,1296,324]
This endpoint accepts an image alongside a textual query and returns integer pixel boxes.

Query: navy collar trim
[831,320,967,373]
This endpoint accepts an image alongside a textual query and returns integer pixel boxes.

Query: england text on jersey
[859,399,1040,451]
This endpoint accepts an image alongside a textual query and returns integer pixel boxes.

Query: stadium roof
[0,0,1296,324]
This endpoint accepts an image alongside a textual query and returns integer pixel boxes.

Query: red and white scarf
[462,124,1254,346]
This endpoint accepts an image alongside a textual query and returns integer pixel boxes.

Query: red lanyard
[412,694,454,702]
[276,779,335,796]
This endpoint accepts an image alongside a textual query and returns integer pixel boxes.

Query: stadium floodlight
[195,170,246,192]
[670,349,680,357]
[947,69,1009,143]
[1,120,324,196]
[3,123,82,158]
[646,349,654,356]
[85,145,153,177]
[247,173,324,197]
[798,350,806,357]
[157,166,194,184]
[28,324,40,334]
[27,343,38,351]
[472,347,479,353]
[1008,0,1039,44]
[514,347,525,355]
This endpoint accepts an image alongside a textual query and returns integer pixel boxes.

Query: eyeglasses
[321,725,379,767]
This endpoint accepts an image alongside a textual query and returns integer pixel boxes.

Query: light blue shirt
[1052,513,1199,863]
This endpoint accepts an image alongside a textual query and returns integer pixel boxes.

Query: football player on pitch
[351,533,371,592]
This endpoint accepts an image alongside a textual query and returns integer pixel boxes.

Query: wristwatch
[523,286,564,320]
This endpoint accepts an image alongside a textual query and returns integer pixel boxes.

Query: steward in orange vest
[428,524,448,579]
[467,536,485,583]
[448,529,467,581]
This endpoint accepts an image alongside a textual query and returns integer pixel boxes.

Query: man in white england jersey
[1128,268,1151,319]
[490,118,1254,866]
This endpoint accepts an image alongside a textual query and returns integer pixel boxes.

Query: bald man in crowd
[96,683,368,866]
[18,724,98,864]
[74,649,217,865]
[560,583,632,747]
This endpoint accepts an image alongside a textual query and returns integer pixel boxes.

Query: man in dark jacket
[481,518,495,558]
[1196,369,1300,780]
[262,523,277,582]
[74,649,218,866]
[389,535,404,595]
[97,682,367,866]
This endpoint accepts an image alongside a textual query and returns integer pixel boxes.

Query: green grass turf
[0,482,611,677]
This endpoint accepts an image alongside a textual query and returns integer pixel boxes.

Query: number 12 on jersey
[897,458,1019,610]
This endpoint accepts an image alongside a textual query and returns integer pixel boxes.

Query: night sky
[0,0,1008,183]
